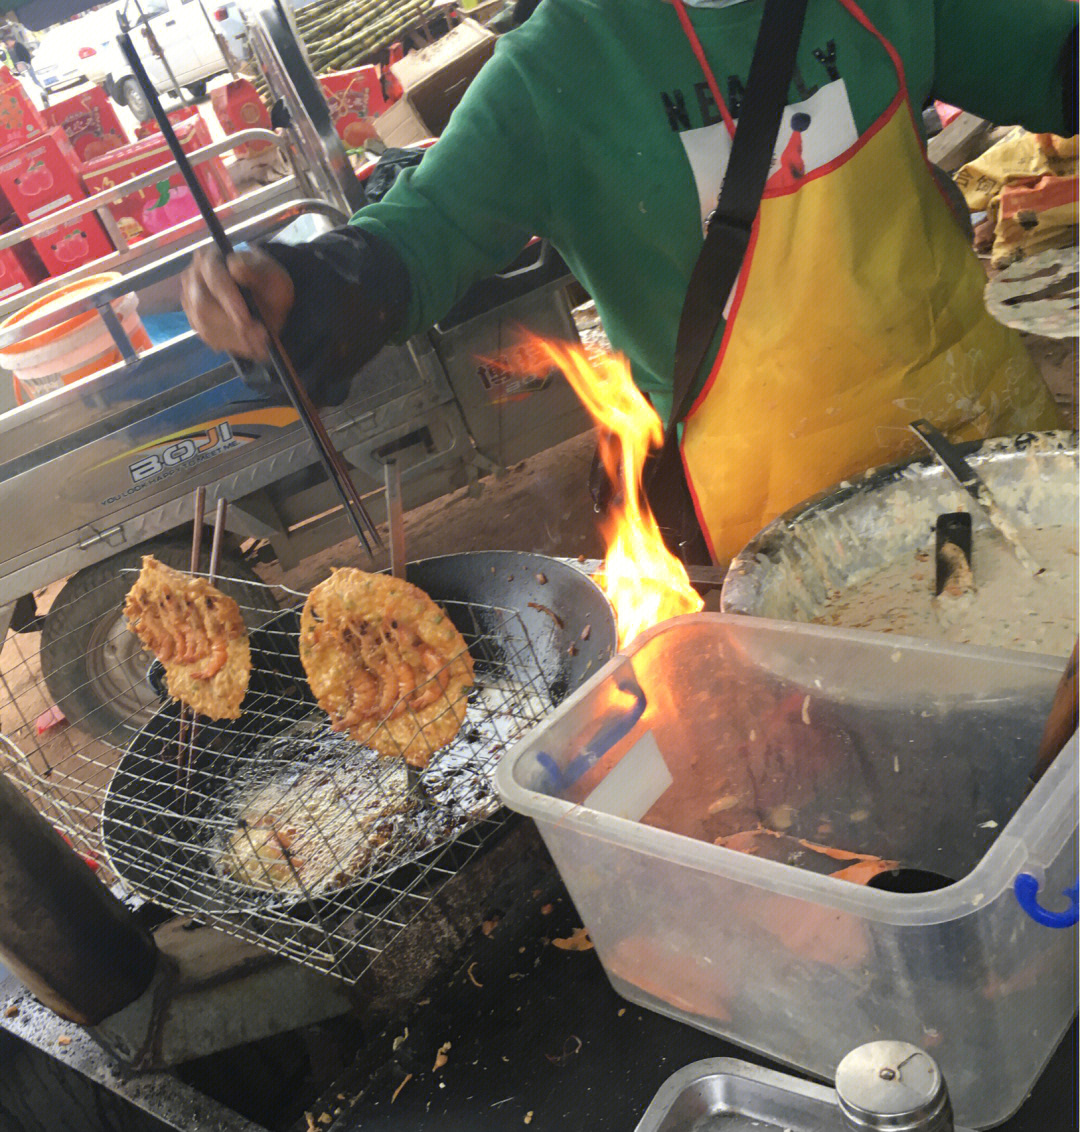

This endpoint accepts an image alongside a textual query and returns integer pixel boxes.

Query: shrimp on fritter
[299,569,474,768]
[193,593,239,679]
[123,556,251,720]
[340,667,379,730]
[408,646,454,712]
[359,625,399,719]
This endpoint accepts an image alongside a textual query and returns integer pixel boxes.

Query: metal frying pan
[101,552,615,916]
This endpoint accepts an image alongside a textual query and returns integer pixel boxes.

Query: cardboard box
[210,79,273,157]
[0,216,47,300]
[0,70,47,155]
[375,97,433,149]
[82,122,235,247]
[319,67,386,149]
[44,86,129,162]
[386,19,496,137]
[383,42,405,103]
[134,105,206,141]
[33,213,114,276]
[0,130,114,274]
[0,129,88,225]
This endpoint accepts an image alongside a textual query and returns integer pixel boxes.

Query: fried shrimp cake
[123,555,251,720]
[299,569,474,768]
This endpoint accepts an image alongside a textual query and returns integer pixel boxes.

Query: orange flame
[535,339,704,647]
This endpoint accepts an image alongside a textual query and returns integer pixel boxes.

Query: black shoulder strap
[645,0,810,564]
[666,0,811,434]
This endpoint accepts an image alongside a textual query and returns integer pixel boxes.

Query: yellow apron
[679,0,1062,564]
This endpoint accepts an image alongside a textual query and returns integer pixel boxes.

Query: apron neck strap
[671,0,736,135]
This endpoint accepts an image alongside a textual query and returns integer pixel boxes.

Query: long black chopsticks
[117,30,382,557]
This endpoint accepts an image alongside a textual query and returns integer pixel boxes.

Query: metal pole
[385,458,405,579]
[122,0,192,108]
[0,768,158,1025]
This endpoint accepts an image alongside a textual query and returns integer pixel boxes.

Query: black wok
[101,552,615,921]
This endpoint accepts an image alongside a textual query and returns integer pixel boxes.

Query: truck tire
[185,80,207,98]
[40,541,277,740]
[119,75,152,122]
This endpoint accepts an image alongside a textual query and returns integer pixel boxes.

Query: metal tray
[635,1058,844,1131]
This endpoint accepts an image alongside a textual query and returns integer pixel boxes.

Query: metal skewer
[177,486,206,791]
[384,459,405,580]
[381,458,428,797]
[182,497,228,806]
[207,499,228,589]
[116,30,383,559]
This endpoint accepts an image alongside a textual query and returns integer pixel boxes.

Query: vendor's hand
[181,247,295,362]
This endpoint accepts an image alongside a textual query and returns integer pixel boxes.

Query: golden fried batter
[299,569,474,767]
[124,555,251,720]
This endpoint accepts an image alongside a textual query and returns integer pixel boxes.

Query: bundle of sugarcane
[297,0,435,73]
[249,68,272,106]
[310,0,433,73]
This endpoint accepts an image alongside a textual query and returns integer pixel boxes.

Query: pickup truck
[84,0,247,118]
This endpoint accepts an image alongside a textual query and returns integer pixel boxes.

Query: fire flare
[536,339,703,647]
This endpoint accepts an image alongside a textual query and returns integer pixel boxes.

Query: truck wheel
[40,541,277,740]
[119,75,153,122]
[185,80,207,98]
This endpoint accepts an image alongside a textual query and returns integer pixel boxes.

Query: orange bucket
[0,273,152,404]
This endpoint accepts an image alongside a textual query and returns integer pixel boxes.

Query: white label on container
[582,730,672,822]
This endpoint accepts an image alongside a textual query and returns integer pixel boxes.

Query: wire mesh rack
[0,569,564,982]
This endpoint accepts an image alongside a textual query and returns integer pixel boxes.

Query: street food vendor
[183,0,1078,563]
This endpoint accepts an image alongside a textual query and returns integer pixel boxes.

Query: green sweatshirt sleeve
[348,35,551,339]
[931,0,1077,134]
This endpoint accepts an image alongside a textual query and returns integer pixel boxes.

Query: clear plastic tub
[495,614,1078,1129]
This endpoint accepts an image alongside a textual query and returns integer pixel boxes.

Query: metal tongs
[116,30,382,559]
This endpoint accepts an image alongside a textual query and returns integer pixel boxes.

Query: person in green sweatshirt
[182,0,1078,563]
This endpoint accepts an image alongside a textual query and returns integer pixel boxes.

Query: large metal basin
[720,430,1078,627]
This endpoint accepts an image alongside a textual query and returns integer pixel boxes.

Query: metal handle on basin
[1013,873,1080,928]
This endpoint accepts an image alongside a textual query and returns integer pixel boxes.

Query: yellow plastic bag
[955,129,1079,267]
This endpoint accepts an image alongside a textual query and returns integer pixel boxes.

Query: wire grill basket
[0,568,582,981]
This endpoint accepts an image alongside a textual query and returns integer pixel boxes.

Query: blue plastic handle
[1013,873,1080,928]
[536,674,648,794]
